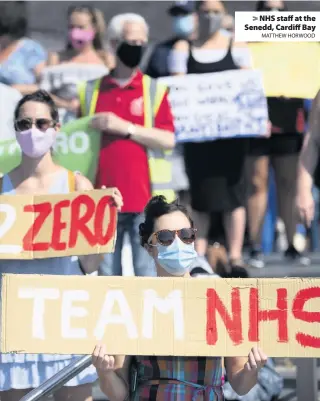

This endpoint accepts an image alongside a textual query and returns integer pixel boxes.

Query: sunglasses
[15,118,56,132]
[149,228,197,246]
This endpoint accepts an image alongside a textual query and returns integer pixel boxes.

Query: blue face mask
[156,237,198,276]
[173,15,195,37]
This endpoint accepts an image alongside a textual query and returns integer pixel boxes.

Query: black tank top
[187,38,239,74]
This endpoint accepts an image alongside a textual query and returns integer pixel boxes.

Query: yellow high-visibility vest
[78,75,175,203]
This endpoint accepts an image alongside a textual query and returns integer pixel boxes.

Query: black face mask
[116,42,145,68]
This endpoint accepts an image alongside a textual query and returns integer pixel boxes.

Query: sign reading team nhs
[160,69,269,143]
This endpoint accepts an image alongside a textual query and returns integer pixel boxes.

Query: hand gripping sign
[2,275,320,357]
[0,189,117,259]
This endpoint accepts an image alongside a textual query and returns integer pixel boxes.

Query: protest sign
[2,275,320,357]
[53,117,101,182]
[159,69,268,143]
[40,63,109,125]
[0,117,101,183]
[0,189,116,259]
[249,42,320,99]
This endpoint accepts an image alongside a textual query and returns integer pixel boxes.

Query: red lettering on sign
[68,194,96,248]
[292,287,320,348]
[248,288,288,342]
[206,288,243,346]
[51,200,70,251]
[23,202,52,251]
[94,196,117,246]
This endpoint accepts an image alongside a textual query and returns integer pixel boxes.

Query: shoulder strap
[68,170,76,192]
[0,175,3,194]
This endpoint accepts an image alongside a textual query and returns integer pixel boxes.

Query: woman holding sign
[92,195,268,401]
[0,90,123,401]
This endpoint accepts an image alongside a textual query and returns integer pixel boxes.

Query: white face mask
[16,128,56,158]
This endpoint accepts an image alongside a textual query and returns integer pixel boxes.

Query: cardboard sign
[159,69,268,143]
[0,190,116,259]
[0,117,101,183]
[249,42,320,99]
[2,275,320,357]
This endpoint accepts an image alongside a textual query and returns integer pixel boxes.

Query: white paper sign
[40,63,109,125]
[159,69,269,143]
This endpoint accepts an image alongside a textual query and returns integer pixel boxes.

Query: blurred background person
[297,91,320,229]
[0,1,47,94]
[168,0,252,275]
[77,13,175,277]
[48,5,113,67]
[144,1,197,79]
[246,0,310,269]
[41,5,113,123]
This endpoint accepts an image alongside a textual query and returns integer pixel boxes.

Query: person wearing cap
[144,1,197,79]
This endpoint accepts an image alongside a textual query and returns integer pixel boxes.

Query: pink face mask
[16,128,56,158]
[69,28,95,49]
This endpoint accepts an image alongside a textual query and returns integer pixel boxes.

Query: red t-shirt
[94,70,174,213]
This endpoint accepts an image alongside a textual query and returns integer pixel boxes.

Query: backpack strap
[68,170,76,192]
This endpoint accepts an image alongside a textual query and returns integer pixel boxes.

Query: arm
[168,40,189,76]
[91,93,175,151]
[224,347,267,396]
[299,91,320,181]
[296,91,320,225]
[74,173,123,274]
[99,355,131,401]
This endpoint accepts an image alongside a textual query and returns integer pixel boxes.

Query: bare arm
[129,124,174,150]
[91,112,175,151]
[99,355,131,401]
[225,347,267,396]
[298,91,320,186]
[168,40,190,76]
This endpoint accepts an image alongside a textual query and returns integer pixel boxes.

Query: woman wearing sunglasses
[92,195,267,401]
[0,89,123,401]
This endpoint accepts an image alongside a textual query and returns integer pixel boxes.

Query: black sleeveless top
[187,38,238,74]
[183,39,248,213]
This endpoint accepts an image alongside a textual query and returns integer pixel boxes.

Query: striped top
[135,356,224,401]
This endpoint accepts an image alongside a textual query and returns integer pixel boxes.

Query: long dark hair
[66,5,104,51]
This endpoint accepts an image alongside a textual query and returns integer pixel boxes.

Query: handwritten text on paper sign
[0,189,117,259]
[2,275,320,357]
[159,69,269,143]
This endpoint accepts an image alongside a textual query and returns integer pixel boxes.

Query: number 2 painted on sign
[0,204,22,254]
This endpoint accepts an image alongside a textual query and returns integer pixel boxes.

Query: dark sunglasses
[149,228,197,246]
[15,118,56,132]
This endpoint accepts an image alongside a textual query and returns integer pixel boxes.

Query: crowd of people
[0,0,317,400]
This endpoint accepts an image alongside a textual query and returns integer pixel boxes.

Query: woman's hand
[244,346,267,374]
[101,186,123,211]
[92,344,116,374]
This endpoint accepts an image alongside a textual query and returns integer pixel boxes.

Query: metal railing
[18,355,319,401]
[19,355,92,401]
